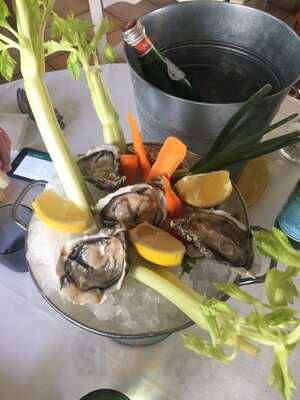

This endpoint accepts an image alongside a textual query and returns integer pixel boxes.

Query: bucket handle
[12,180,46,231]
[238,225,277,287]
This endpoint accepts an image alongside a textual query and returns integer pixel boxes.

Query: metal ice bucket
[124,1,300,155]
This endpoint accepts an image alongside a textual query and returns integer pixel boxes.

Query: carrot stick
[147,137,187,181]
[127,112,151,180]
[162,175,182,218]
[120,154,138,185]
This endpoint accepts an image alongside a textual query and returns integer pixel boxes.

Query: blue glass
[80,389,129,400]
[0,204,32,272]
[276,180,300,250]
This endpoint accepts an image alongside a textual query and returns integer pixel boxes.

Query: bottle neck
[123,19,155,58]
[131,36,154,57]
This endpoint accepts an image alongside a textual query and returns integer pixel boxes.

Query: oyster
[171,209,254,272]
[57,227,127,305]
[78,145,126,191]
[95,183,167,229]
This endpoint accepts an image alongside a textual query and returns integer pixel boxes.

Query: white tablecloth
[1,64,300,400]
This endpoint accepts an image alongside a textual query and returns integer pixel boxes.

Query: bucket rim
[124,0,300,107]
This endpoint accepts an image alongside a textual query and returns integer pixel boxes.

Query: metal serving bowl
[12,145,270,346]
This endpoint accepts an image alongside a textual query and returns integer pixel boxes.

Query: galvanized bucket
[124,1,300,155]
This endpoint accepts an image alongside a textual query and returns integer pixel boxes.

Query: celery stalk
[14,0,94,219]
[80,55,127,152]
[130,240,300,400]
[47,14,127,152]
[129,265,259,357]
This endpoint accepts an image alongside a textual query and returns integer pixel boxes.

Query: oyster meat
[78,145,126,191]
[95,183,167,229]
[57,227,127,305]
[171,209,253,272]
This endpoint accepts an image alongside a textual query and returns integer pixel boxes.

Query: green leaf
[265,267,299,308]
[0,41,7,51]
[269,346,296,400]
[192,84,272,171]
[244,310,280,342]
[51,13,66,39]
[44,40,75,56]
[0,0,10,26]
[286,323,300,346]
[222,113,298,153]
[67,52,81,80]
[254,228,300,268]
[103,43,116,63]
[204,297,239,320]
[91,17,110,50]
[264,308,298,327]
[191,131,300,174]
[216,283,265,308]
[65,15,93,34]
[0,49,16,81]
[182,334,236,364]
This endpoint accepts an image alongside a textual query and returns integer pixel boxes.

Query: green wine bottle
[123,19,193,100]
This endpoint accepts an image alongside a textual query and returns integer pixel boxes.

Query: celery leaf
[265,267,299,308]
[0,41,7,51]
[0,0,9,26]
[65,15,93,34]
[253,227,300,268]
[103,43,116,63]
[216,282,265,308]
[182,335,236,364]
[245,310,281,343]
[67,52,81,80]
[91,17,110,50]
[269,346,296,400]
[264,308,298,327]
[45,40,75,56]
[0,49,16,80]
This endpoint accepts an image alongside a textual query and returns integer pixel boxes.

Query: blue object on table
[80,389,129,400]
[0,203,31,272]
[276,180,300,249]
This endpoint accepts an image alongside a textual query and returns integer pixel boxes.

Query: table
[1,65,300,400]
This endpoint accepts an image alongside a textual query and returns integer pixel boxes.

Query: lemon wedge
[237,157,268,208]
[0,170,9,190]
[129,222,186,267]
[32,190,92,233]
[174,170,232,208]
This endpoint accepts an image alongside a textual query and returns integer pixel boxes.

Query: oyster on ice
[95,183,167,229]
[171,209,254,273]
[57,227,127,305]
[78,145,126,191]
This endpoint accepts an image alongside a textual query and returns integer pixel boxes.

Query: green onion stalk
[0,0,94,223]
[46,13,127,152]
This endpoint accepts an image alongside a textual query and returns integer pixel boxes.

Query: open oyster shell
[57,227,127,305]
[171,209,255,276]
[95,183,167,229]
[78,145,126,191]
